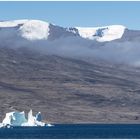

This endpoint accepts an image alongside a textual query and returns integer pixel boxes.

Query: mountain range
[0,19,140,123]
[0,19,127,41]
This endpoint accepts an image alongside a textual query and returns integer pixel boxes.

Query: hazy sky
[0,1,140,29]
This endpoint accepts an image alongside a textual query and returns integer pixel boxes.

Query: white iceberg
[0,110,52,127]
[22,110,45,126]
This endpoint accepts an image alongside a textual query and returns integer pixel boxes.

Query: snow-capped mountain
[1,20,140,125]
[0,19,126,42]
[0,19,77,41]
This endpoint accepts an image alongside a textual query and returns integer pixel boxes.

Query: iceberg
[0,110,52,127]
[2,111,27,126]
[22,110,45,126]
[36,112,42,122]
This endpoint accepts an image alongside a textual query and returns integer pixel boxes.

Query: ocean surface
[0,124,140,139]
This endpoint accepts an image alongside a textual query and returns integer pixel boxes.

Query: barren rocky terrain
[0,47,140,123]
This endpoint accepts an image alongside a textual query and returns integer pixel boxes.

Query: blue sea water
[0,124,140,139]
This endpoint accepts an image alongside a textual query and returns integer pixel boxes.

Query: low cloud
[0,32,140,67]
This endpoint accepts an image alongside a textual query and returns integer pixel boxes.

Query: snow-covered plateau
[0,110,53,128]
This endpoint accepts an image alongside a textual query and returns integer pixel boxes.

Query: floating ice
[0,110,52,127]
[2,111,27,126]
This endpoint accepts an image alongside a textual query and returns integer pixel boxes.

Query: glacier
[0,110,52,127]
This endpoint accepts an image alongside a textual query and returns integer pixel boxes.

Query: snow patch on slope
[76,25,126,42]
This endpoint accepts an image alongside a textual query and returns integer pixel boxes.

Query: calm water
[0,124,140,139]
